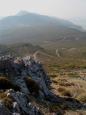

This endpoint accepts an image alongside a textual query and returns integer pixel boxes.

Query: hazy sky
[0,0,86,19]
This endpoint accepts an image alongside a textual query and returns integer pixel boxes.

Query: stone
[0,101,11,115]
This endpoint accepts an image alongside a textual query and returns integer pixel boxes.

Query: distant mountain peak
[16,11,29,16]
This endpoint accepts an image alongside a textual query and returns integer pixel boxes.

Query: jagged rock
[23,56,51,96]
[0,101,11,115]
[0,56,48,114]
[5,89,41,115]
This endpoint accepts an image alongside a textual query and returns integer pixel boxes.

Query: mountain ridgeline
[0,11,86,44]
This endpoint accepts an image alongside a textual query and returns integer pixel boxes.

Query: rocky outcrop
[0,55,86,115]
[0,102,11,115]
[5,89,41,115]
[0,55,51,114]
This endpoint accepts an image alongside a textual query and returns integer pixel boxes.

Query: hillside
[0,11,85,44]
[0,43,86,69]
[0,43,44,56]
[0,11,80,30]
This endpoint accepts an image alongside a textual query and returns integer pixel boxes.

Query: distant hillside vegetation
[0,43,44,56]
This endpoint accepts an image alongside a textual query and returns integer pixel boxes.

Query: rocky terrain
[0,55,86,115]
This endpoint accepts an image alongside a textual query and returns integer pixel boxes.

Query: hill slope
[0,43,44,56]
[0,11,85,44]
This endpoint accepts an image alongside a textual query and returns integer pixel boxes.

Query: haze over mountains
[0,11,86,45]
[0,11,80,30]
[70,18,86,30]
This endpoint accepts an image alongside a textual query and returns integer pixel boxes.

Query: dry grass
[0,92,13,109]
[64,110,86,115]
[49,69,86,115]
[50,68,86,100]
[60,89,72,97]
[57,87,72,97]
[58,87,65,93]
[68,72,80,78]
[77,93,86,103]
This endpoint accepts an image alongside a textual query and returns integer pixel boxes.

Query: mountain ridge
[0,11,85,44]
[0,11,79,30]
